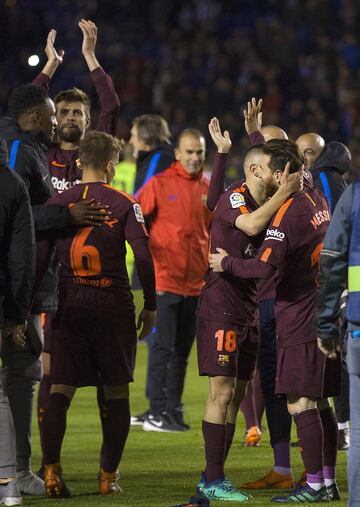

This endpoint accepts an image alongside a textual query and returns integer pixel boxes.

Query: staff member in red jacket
[137,128,211,432]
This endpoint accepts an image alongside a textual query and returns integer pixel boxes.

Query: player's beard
[58,124,83,143]
[264,177,279,198]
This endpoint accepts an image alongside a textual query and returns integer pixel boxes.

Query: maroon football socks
[223,422,236,461]
[37,373,51,463]
[273,440,291,470]
[202,420,226,483]
[320,407,338,484]
[99,398,130,473]
[293,409,324,485]
[43,393,70,464]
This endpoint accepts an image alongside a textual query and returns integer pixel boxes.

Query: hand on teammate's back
[208,117,232,153]
[3,320,27,348]
[68,198,111,226]
[137,309,157,341]
[208,247,229,272]
[279,161,302,196]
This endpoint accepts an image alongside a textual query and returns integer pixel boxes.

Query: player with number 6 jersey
[34,131,156,499]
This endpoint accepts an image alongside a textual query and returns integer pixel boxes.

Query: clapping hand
[208,117,232,154]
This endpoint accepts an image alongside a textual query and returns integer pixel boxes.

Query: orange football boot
[243,426,261,447]
[241,469,295,490]
[44,463,71,498]
[99,468,122,495]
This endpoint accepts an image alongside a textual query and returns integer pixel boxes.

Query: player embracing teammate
[209,139,340,502]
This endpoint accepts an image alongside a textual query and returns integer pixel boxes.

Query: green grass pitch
[26,293,348,506]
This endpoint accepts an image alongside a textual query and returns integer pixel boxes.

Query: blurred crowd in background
[0,0,359,177]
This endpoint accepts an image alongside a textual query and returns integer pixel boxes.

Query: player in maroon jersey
[209,139,341,502]
[33,19,120,192]
[195,121,301,502]
[34,131,156,498]
[32,20,121,474]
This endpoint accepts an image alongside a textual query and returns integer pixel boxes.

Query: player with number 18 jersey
[197,180,262,380]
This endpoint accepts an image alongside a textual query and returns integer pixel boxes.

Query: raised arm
[33,29,64,87]
[207,117,232,210]
[79,19,120,134]
[244,97,265,145]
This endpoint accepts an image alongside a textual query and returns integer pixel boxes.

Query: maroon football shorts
[276,339,342,398]
[50,306,137,387]
[196,317,259,380]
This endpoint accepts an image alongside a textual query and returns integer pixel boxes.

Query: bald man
[296,133,325,171]
[261,125,288,142]
[296,134,348,213]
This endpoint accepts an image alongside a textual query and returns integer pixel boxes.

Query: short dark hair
[79,130,123,169]
[8,84,49,120]
[262,139,304,174]
[242,143,265,167]
[177,128,205,147]
[54,88,91,118]
[132,114,171,148]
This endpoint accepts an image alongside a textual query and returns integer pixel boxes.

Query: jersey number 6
[70,227,101,276]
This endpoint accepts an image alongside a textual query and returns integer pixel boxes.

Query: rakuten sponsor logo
[265,228,285,241]
[244,243,258,257]
[51,177,81,193]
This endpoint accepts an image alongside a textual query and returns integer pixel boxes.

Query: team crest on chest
[229,192,246,208]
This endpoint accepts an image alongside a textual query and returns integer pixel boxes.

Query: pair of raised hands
[208,98,263,153]
[45,19,98,67]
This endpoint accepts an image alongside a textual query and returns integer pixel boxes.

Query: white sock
[338,421,350,430]
[324,478,336,487]
[307,482,323,491]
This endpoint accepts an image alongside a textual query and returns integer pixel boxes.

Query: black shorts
[50,306,137,387]
[196,317,259,380]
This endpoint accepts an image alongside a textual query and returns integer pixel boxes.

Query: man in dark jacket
[130,114,175,194]
[0,83,109,496]
[0,136,35,506]
[316,182,360,507]
[296,133,349,213]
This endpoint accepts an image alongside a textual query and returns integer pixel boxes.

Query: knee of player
[209,379,236,406]
[104,384,129,400]
[286,395,317,415]
[42,352,51,375]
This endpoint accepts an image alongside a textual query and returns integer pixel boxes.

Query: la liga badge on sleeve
[230,192,246,208]
[133,203,145,223]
